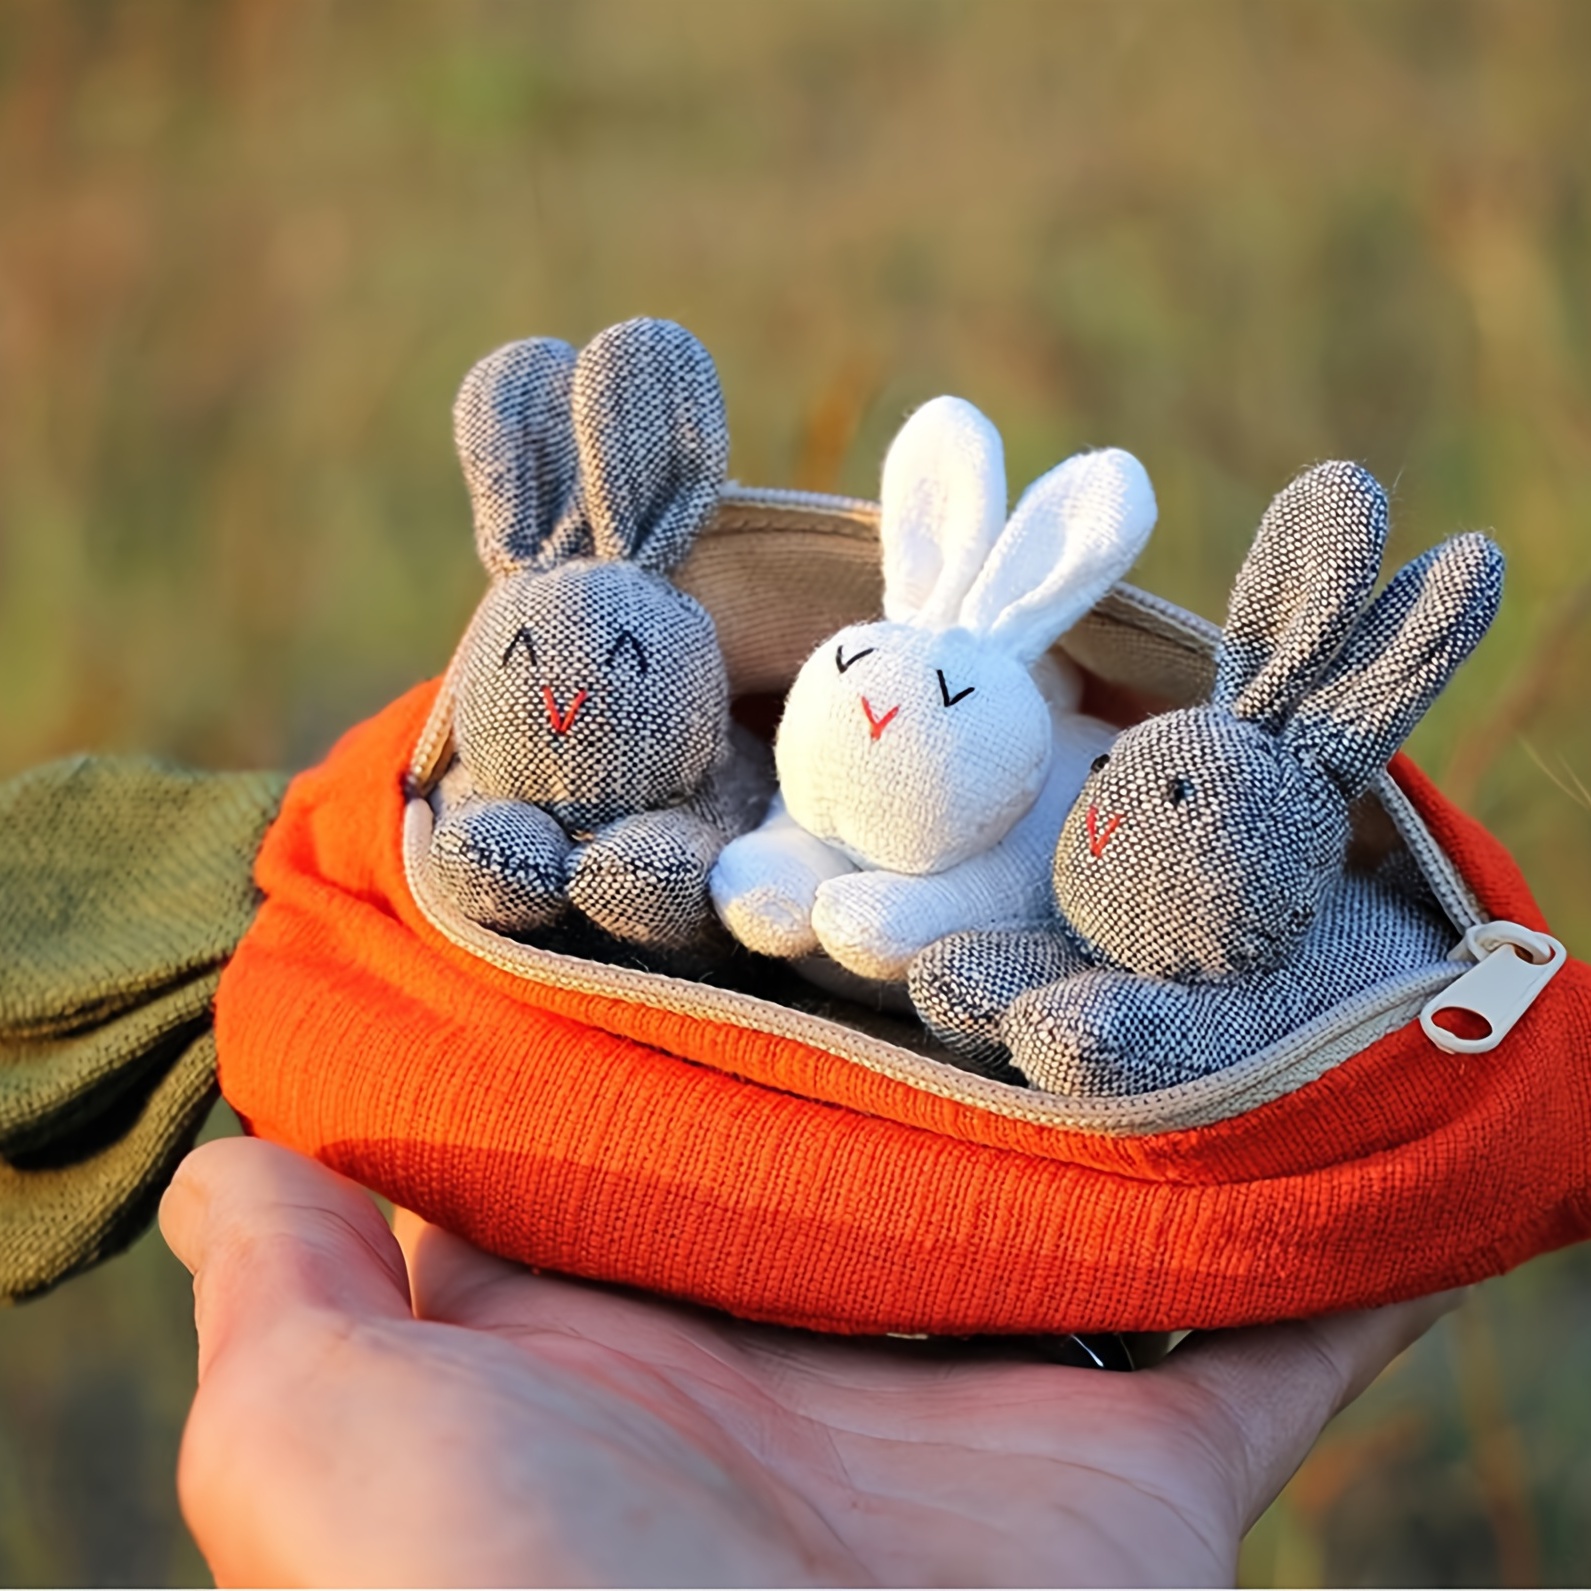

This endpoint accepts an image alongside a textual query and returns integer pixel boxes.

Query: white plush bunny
[709,396,1157,982]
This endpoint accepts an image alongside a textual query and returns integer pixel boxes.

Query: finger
[160,1137,412,1379]
[1159,1288,1466,1533]
[392,1204,540,1326]
[161,1141,423,1587]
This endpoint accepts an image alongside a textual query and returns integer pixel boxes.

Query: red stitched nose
[1086,805,1123,858]
[860,696,900,741]
[542,685,588,736]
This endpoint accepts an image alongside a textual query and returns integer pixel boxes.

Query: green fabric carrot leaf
[0,757,285,1300]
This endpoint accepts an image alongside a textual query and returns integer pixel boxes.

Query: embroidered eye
[835,643,875,673]
[936,668,975,707]
[1090,753,1111,774]
[1166,774,1194,806]
[606,629,648,674]
[501,627,538,668]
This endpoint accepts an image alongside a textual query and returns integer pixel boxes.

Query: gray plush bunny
[427,318,773,951]
[910,461,1505,1095]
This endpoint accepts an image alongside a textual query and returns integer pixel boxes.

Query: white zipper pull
[1420,920,1568,1055]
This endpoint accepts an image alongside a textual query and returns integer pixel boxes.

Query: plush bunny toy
[427,318,773,952]
[910,461,1505,1095]
[710,396,1156,983]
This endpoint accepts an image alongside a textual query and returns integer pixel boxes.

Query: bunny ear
[571,318,729,573]
[453,338,583,578]
[1217,461,1388,725]
[955,448,1156,664]
[1284,533,1504,798]
[879,396,1007,627]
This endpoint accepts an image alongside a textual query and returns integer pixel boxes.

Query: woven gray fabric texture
[909,460,1505,1095]
[430,318,772,948]
[1058,711,1349,983]
[565,722,774,948]
[454,559,727,832]
[1216,461,1387,729]
[434,723,774,951]
[454,337,582,577]
[572,319,730,574]
[917,872,1458,1094]
[909,925,1086,1077]
[429,764,571,931]
[1286,537,1508,799]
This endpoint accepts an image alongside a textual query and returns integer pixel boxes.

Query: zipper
[1373,774,1485,933]
[1420,921,1569,1054]
[404,797,1470,1136]
[715,481,880,519]
[403,484,1560,1139]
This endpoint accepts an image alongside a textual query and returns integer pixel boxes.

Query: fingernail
[158,1154,210,1276]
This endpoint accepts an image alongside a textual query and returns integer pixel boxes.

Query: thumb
[160,1137,411,1379]
[159,1140,415,1586]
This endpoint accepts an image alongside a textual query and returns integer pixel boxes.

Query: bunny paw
[810,870,956,983]
[429,799,571,933]
[909,928,1082,1073]
[1003,972,1228,1096]
[568,811,720,950]
[708,819,848,960]
[711,880,821,960]
[708,851,822,956]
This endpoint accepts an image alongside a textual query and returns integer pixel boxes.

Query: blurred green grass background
[1,0,1588,1583]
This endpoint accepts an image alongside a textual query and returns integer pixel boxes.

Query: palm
[162,1140,1455,1588]
[378,1241,1232,1586]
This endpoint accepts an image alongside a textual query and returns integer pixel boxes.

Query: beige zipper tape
[1371,774,1485,933]
[404,799,1479,1140]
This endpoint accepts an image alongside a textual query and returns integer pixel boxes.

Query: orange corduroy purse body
[214,482,1591,1337]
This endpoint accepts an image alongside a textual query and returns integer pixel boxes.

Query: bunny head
[775,398,1156,876]
[450,319,731,835]
[1052,461,1505,983]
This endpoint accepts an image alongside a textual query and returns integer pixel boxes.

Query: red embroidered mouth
[542,685,589,736]
[860,696,901,741]
[1086,805,1123,857]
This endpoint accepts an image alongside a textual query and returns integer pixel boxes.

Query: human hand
[160,1137,1460,1588]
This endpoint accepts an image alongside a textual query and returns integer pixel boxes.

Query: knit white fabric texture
[710,395,1156,981]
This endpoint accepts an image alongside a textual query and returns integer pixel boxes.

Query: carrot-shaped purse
[4,324,1585,1336]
